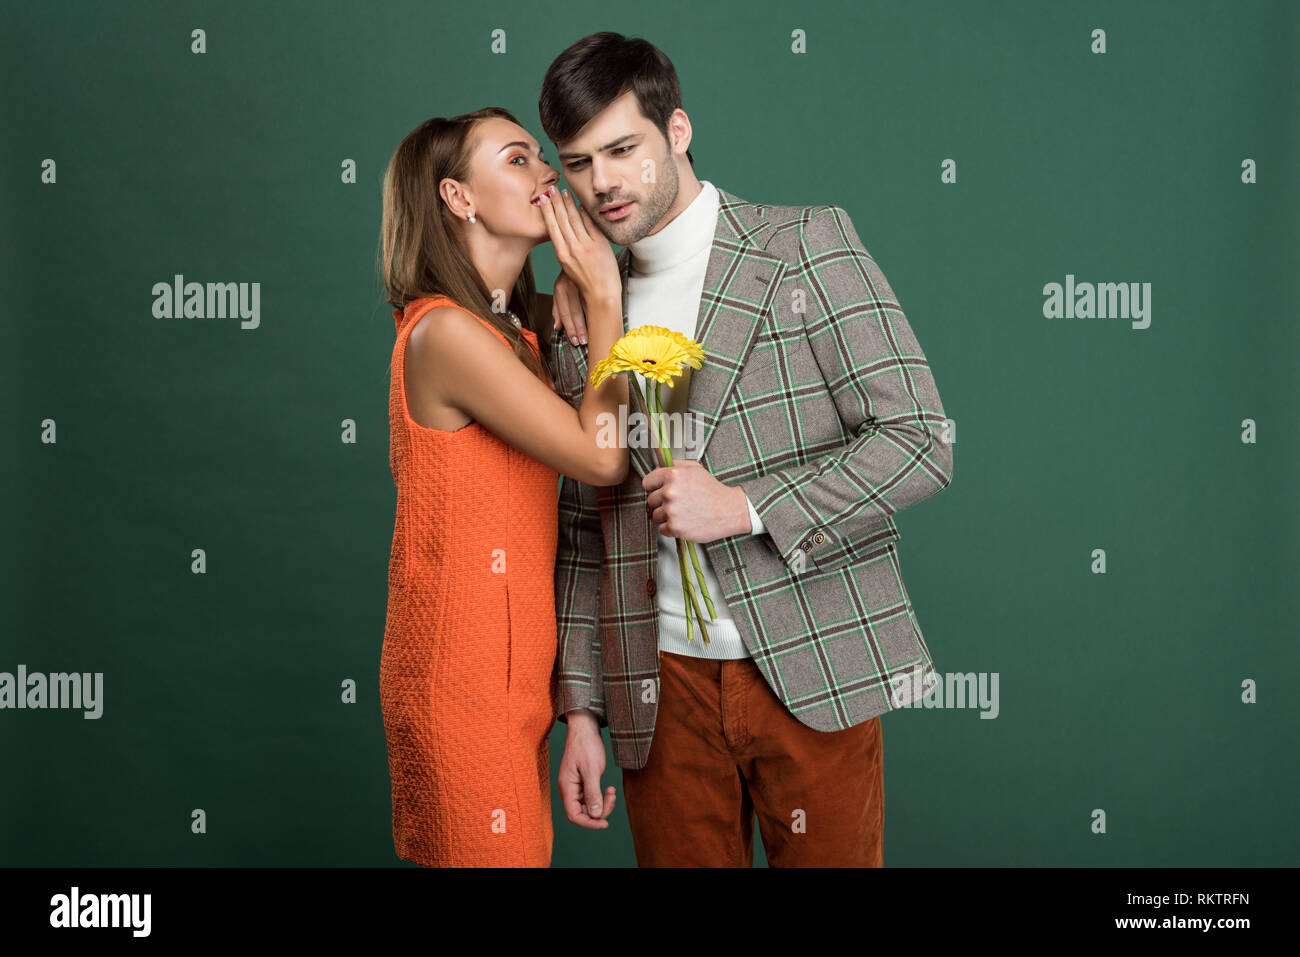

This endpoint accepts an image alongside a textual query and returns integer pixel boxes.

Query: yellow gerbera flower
[590,325,705,388]
[582,325,715,644]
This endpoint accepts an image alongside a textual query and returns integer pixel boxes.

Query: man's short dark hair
[539,32,694,167]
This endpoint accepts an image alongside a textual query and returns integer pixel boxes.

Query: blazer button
[813,532,825,544]
[646,577,656,597]
[800,540,812,551]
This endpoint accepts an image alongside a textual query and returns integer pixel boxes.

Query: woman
[377,107,628,867]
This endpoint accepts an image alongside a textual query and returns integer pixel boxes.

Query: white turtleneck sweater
[625,179,764,660]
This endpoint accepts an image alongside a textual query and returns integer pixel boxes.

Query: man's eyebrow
[497,140,544,155]
[557,134,640,161]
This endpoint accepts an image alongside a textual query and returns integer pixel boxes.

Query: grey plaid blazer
[547,186,954,770]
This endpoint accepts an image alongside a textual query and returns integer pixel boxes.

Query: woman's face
[451,117,559,243]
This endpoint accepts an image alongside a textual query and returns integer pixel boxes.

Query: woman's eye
[614,146,633,155]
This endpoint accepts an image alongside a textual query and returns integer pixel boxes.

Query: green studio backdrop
[2,0,1297,867]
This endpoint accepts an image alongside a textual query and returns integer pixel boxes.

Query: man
[539,32,954,866]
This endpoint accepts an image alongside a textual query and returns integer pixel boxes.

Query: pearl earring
[468,211,476,223]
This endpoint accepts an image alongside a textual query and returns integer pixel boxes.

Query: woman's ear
[439,178,472,221]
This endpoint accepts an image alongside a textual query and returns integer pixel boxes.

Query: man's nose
[589,160,617,197]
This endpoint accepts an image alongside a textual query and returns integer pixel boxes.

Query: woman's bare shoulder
[407,305,499,364]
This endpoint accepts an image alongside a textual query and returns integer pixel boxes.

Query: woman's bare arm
[406,304,629,486]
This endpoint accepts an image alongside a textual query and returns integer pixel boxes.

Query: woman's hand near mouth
[536,186,620,315]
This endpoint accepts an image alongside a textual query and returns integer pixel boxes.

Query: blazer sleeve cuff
[556,685,608,728]
[735,472,805,567]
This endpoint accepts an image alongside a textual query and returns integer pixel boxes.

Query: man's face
[553,90,682,247]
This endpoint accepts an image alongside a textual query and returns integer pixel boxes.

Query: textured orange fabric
[381,294,559,867]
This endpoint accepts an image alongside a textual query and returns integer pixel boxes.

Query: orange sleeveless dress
[381,294,560,867]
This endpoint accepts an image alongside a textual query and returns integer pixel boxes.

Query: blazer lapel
[619,187,786,479]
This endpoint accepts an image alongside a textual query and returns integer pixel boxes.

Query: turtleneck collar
[627,180,719,274]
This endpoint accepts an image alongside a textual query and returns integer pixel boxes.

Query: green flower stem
[686,541,718,619]
[682,552,712,643]
[636,377,657,466]
[652,382,718,620]
[675,537,695,644]
[646,377,711,645]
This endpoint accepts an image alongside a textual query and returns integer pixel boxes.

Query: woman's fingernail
[571,336,578,345]
[580,335,587,344]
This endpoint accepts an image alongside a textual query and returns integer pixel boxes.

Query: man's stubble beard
[596,156,680,247]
